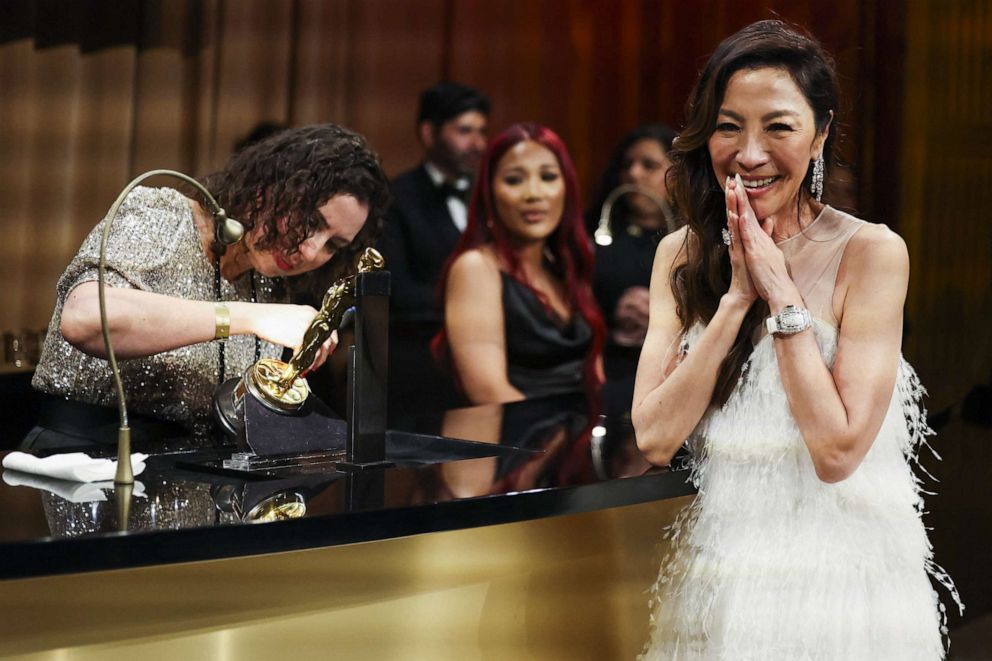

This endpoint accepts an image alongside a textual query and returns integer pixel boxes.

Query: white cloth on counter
[1,471,146,503]
[1,452,148,482]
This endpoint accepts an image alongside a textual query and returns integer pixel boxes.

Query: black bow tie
[439,181,470,203]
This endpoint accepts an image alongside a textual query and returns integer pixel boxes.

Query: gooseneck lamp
[99,169,242,484]
[593,184,676,247]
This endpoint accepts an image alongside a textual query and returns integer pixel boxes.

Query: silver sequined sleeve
[32,186,286,427]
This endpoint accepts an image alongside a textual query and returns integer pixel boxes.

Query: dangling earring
[811,155,824,202]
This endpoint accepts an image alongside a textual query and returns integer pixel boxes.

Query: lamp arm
[98,169,230,484]
[594,184,676,246]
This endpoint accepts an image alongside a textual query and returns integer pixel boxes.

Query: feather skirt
[641,322,961,661]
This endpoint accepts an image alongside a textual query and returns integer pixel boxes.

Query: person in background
[633,20,959,658]
[587,123,677,413]
[378,82,490,416]
[434,123,604,405]
[28,124,390,449]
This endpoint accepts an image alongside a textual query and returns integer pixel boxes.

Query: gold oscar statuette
[236,247,386,414]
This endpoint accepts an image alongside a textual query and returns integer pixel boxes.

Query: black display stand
[338,271,392,470]
[206,270,533,479]
[212,270,395,473]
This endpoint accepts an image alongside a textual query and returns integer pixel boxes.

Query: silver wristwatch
[766,304,812,335]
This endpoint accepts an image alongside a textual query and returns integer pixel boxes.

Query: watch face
[782,309,803,326]
[777,306,810,333]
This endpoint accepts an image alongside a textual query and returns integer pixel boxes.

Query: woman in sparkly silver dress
[29,124,390,446]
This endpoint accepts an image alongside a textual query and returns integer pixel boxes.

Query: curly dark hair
[669,20,839,406]
[199,123,391,293]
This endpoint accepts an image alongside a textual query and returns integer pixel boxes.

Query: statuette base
[242,358,310,413]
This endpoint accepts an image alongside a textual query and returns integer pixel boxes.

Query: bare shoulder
[835,221,909,324]
[450,248,499,278]
[448,248,502,294]
[646,226,691,312]
[653,225,691,270]
[844,221,909,280]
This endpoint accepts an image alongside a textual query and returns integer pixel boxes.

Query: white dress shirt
[424,161,469,232]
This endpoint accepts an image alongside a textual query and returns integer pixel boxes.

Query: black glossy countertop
[0,392,694,581]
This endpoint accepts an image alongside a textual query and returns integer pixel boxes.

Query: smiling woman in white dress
[632,20,961,660]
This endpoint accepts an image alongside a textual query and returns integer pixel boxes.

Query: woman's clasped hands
[724,173,800,309]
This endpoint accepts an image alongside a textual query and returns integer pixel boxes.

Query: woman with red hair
[434,123,604,405]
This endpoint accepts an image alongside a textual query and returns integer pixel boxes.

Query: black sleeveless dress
[500,272,592,398]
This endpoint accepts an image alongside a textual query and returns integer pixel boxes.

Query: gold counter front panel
[0,496,691,661]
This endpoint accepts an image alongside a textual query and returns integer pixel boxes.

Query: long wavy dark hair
[199,123,391,295]
[434,123,606,393]
[670,20,839,406]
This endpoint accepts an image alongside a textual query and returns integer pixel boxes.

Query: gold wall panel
[901,0,992,408]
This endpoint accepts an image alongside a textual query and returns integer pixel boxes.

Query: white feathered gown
[641,207,961,661]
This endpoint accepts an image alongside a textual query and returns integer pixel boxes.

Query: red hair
[432,123,605,394]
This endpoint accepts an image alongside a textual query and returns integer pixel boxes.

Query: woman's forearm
[61,282,220,359]
[633,293,751,464]
[771,328,855,481]
[766,277,902,483]
[764,290,852,481]
[463,379,525,406]
[61,281,324,360]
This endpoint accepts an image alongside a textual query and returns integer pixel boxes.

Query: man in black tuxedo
[379,82,490,417]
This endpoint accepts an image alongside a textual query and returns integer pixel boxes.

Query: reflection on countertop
[421,393,653,503]
[0,393,687,579]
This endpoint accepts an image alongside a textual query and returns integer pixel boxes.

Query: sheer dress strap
[777,206,867,329]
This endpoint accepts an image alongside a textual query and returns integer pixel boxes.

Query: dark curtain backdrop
[0,0,988,410]
[0,0,881,328]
